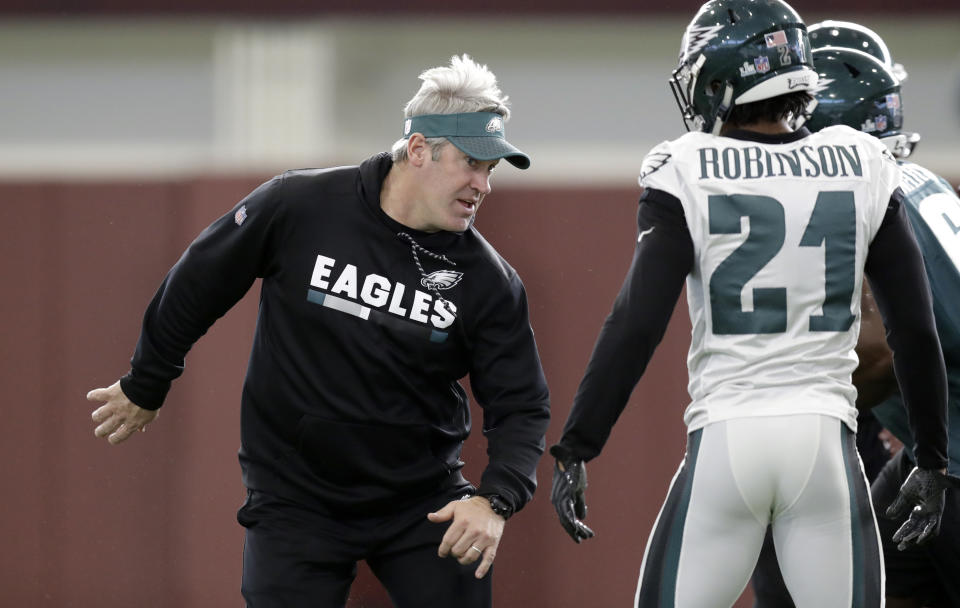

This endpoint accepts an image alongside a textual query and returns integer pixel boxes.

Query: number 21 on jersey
[709,192,856,335]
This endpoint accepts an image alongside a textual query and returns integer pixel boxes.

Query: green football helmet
[808,20,908,82]
[806,47,919,158]
[670,0,819,134]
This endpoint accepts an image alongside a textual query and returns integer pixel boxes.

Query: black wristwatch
[481,494,514,520]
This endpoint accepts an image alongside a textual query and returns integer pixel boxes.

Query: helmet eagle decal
[670,0,819,134]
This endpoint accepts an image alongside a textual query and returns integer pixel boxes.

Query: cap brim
[447,136,531,170]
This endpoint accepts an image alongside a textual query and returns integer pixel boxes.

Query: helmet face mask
[670,54,710,132]
[807,47,919,158]
[672,0,818,134]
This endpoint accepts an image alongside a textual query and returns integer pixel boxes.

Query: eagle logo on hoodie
[421,270,463,290]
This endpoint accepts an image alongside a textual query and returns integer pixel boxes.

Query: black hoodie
[120,152,551,515]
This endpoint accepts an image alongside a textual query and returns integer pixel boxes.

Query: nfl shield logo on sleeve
[235,205,248,226]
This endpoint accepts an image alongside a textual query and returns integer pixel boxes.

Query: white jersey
[639,126,901,432]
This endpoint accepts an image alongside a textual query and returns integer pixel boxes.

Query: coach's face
[413,139,496,233]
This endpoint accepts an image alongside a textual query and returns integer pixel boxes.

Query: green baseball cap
[402,112,531,170]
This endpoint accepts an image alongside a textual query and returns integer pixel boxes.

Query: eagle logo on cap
[421,270,463,290]
[485,117,504,133]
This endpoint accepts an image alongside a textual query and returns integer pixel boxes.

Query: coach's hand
[428,496,504,579]
[88,381,158,445]
[885,466,960,550]
[550,446,595,543]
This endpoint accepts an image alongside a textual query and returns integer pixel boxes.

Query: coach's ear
[406,133,429,167]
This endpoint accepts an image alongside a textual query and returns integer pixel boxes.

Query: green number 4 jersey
[874,161,960,475]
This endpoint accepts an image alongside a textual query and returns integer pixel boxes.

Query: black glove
[550,445,595,543]
[885,466,960,550]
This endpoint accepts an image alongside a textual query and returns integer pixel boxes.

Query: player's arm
[550,187,693,542]
[553,188,692,462]
[864,188,960,548]
[864,189,947,470]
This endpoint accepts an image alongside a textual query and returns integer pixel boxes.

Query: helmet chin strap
[711,84,735,135]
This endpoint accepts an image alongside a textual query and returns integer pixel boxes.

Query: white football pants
[634,414,883,608]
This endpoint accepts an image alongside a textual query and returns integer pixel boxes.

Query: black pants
[238,483,492,608]
[869,448,960,607]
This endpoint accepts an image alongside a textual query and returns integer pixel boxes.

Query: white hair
[391,54,512,163]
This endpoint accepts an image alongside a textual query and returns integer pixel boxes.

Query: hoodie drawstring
[396,232,456,315]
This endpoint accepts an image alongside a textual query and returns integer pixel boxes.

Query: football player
[754,38,960,608]
[549,2,955,606]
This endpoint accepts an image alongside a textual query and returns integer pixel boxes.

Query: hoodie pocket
[295,416,458,491]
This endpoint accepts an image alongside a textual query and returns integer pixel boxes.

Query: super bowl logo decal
[861,116,889,133]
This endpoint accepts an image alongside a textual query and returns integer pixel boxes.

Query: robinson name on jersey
[698,143,864,180]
